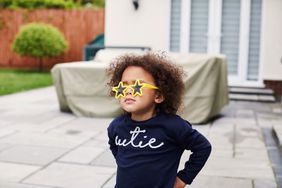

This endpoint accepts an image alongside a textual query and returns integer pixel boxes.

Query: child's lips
[124,98,136,104]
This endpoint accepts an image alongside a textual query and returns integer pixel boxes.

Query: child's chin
[122,109,134,113]
[122,106,137,113]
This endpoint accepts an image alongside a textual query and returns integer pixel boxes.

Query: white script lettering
[115,127,164,149]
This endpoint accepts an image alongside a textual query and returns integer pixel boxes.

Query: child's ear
[155,93,164,104]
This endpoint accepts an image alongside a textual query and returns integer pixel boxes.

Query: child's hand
[173,176,186,188]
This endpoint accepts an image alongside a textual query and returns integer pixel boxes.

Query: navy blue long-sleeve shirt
[107,111,211,188]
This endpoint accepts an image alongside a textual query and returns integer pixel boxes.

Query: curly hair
[107,52,185,114]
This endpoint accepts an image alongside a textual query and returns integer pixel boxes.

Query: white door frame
[178,0,264,87]
[229,0,264,87]
[180,0,190,52]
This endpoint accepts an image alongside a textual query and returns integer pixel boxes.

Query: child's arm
[107,124,118,158]
[174,176,186,188]
[175,120,212,185]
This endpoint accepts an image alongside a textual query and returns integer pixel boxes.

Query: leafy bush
[0,0,79,9]
[0,0,105,9]
[80,0,104,8]
[12,23,68,71]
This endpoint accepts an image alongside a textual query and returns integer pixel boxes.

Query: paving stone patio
[0,86,281,188]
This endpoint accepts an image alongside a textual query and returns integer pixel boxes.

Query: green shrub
[44,0,79,9]
[0,0,79,9]
[0,0,9,8]
[12,23,68,71]
[0,0,105,9]
[80,0,105,8]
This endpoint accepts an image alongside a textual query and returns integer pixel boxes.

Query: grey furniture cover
[51,50,229,124]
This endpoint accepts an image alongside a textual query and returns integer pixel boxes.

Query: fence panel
[0,9,104,69]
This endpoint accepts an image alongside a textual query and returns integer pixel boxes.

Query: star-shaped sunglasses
[112,79,159,99]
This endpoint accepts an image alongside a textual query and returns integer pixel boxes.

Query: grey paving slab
[0,87,281,187]
[0,129,15,139]
[83,139,109,149]
[0,106,58,120]
[0,145,69,166]
[0,162,40,182]
[209,122,234,131]
[3,115,75,133]
[59,146,106,164]
[257,112,281,120]
[102,174,253,188]
[207,135,233,150]
[236,109,255,118]
[276,175,282,188]
[235,148,269,161]
[209,148,233,158]
[0,120,13,127]
[0,143,11,152]
[262,127,282,187]
[235,137,266,149]
[190,175,252,188]
[273,125,282,145]
[254,179,277,188]
[202,157,275,180]
[231,101,268,110]
[236,126,259,137]
[0,111,45,125]
[23,111,67,125]
[91,150,116,168]
[0,113,60,129]
[101,174,115,188]
[0,87,57,105]
[95,131,109,141]
[0,182,49,188]
[0,131,94,149]
[54,117,113,133]
[234,117,257,125]
[212,117,236,125]
[272,119,282,124]
[267,147,282,168]
[272,107,282,114]
[24,162,116,188]
[0,107,8,113]
[257,117,272,127]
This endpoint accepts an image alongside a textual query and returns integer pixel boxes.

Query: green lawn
[0,69,53,95]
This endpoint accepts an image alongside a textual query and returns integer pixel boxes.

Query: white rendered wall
[261,0,282,80]
[105,0,170,51]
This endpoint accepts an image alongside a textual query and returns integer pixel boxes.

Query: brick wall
[0,9,104,70]
[264,80,282,102]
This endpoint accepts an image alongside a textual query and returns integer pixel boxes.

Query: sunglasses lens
[112,82,127,99]
[132,80,143,96]
[112,80,157,98]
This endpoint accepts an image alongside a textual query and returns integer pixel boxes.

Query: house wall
[261,0,282,80]
[105,0,282,82]
[105,0,170,50]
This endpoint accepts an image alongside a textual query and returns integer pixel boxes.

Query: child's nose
[125,87,133,96]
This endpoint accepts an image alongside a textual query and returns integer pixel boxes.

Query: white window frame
[180,0,190,52]
[229,0,264,87]
[207,0,222,54]
[177,0,264,87]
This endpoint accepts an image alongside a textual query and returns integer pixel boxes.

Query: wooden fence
[0,9,104,70]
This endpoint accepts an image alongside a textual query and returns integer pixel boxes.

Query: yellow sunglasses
[112,79,159,99]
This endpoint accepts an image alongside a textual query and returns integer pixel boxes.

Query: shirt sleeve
[175,120,212,185]
[107,122,118,158]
